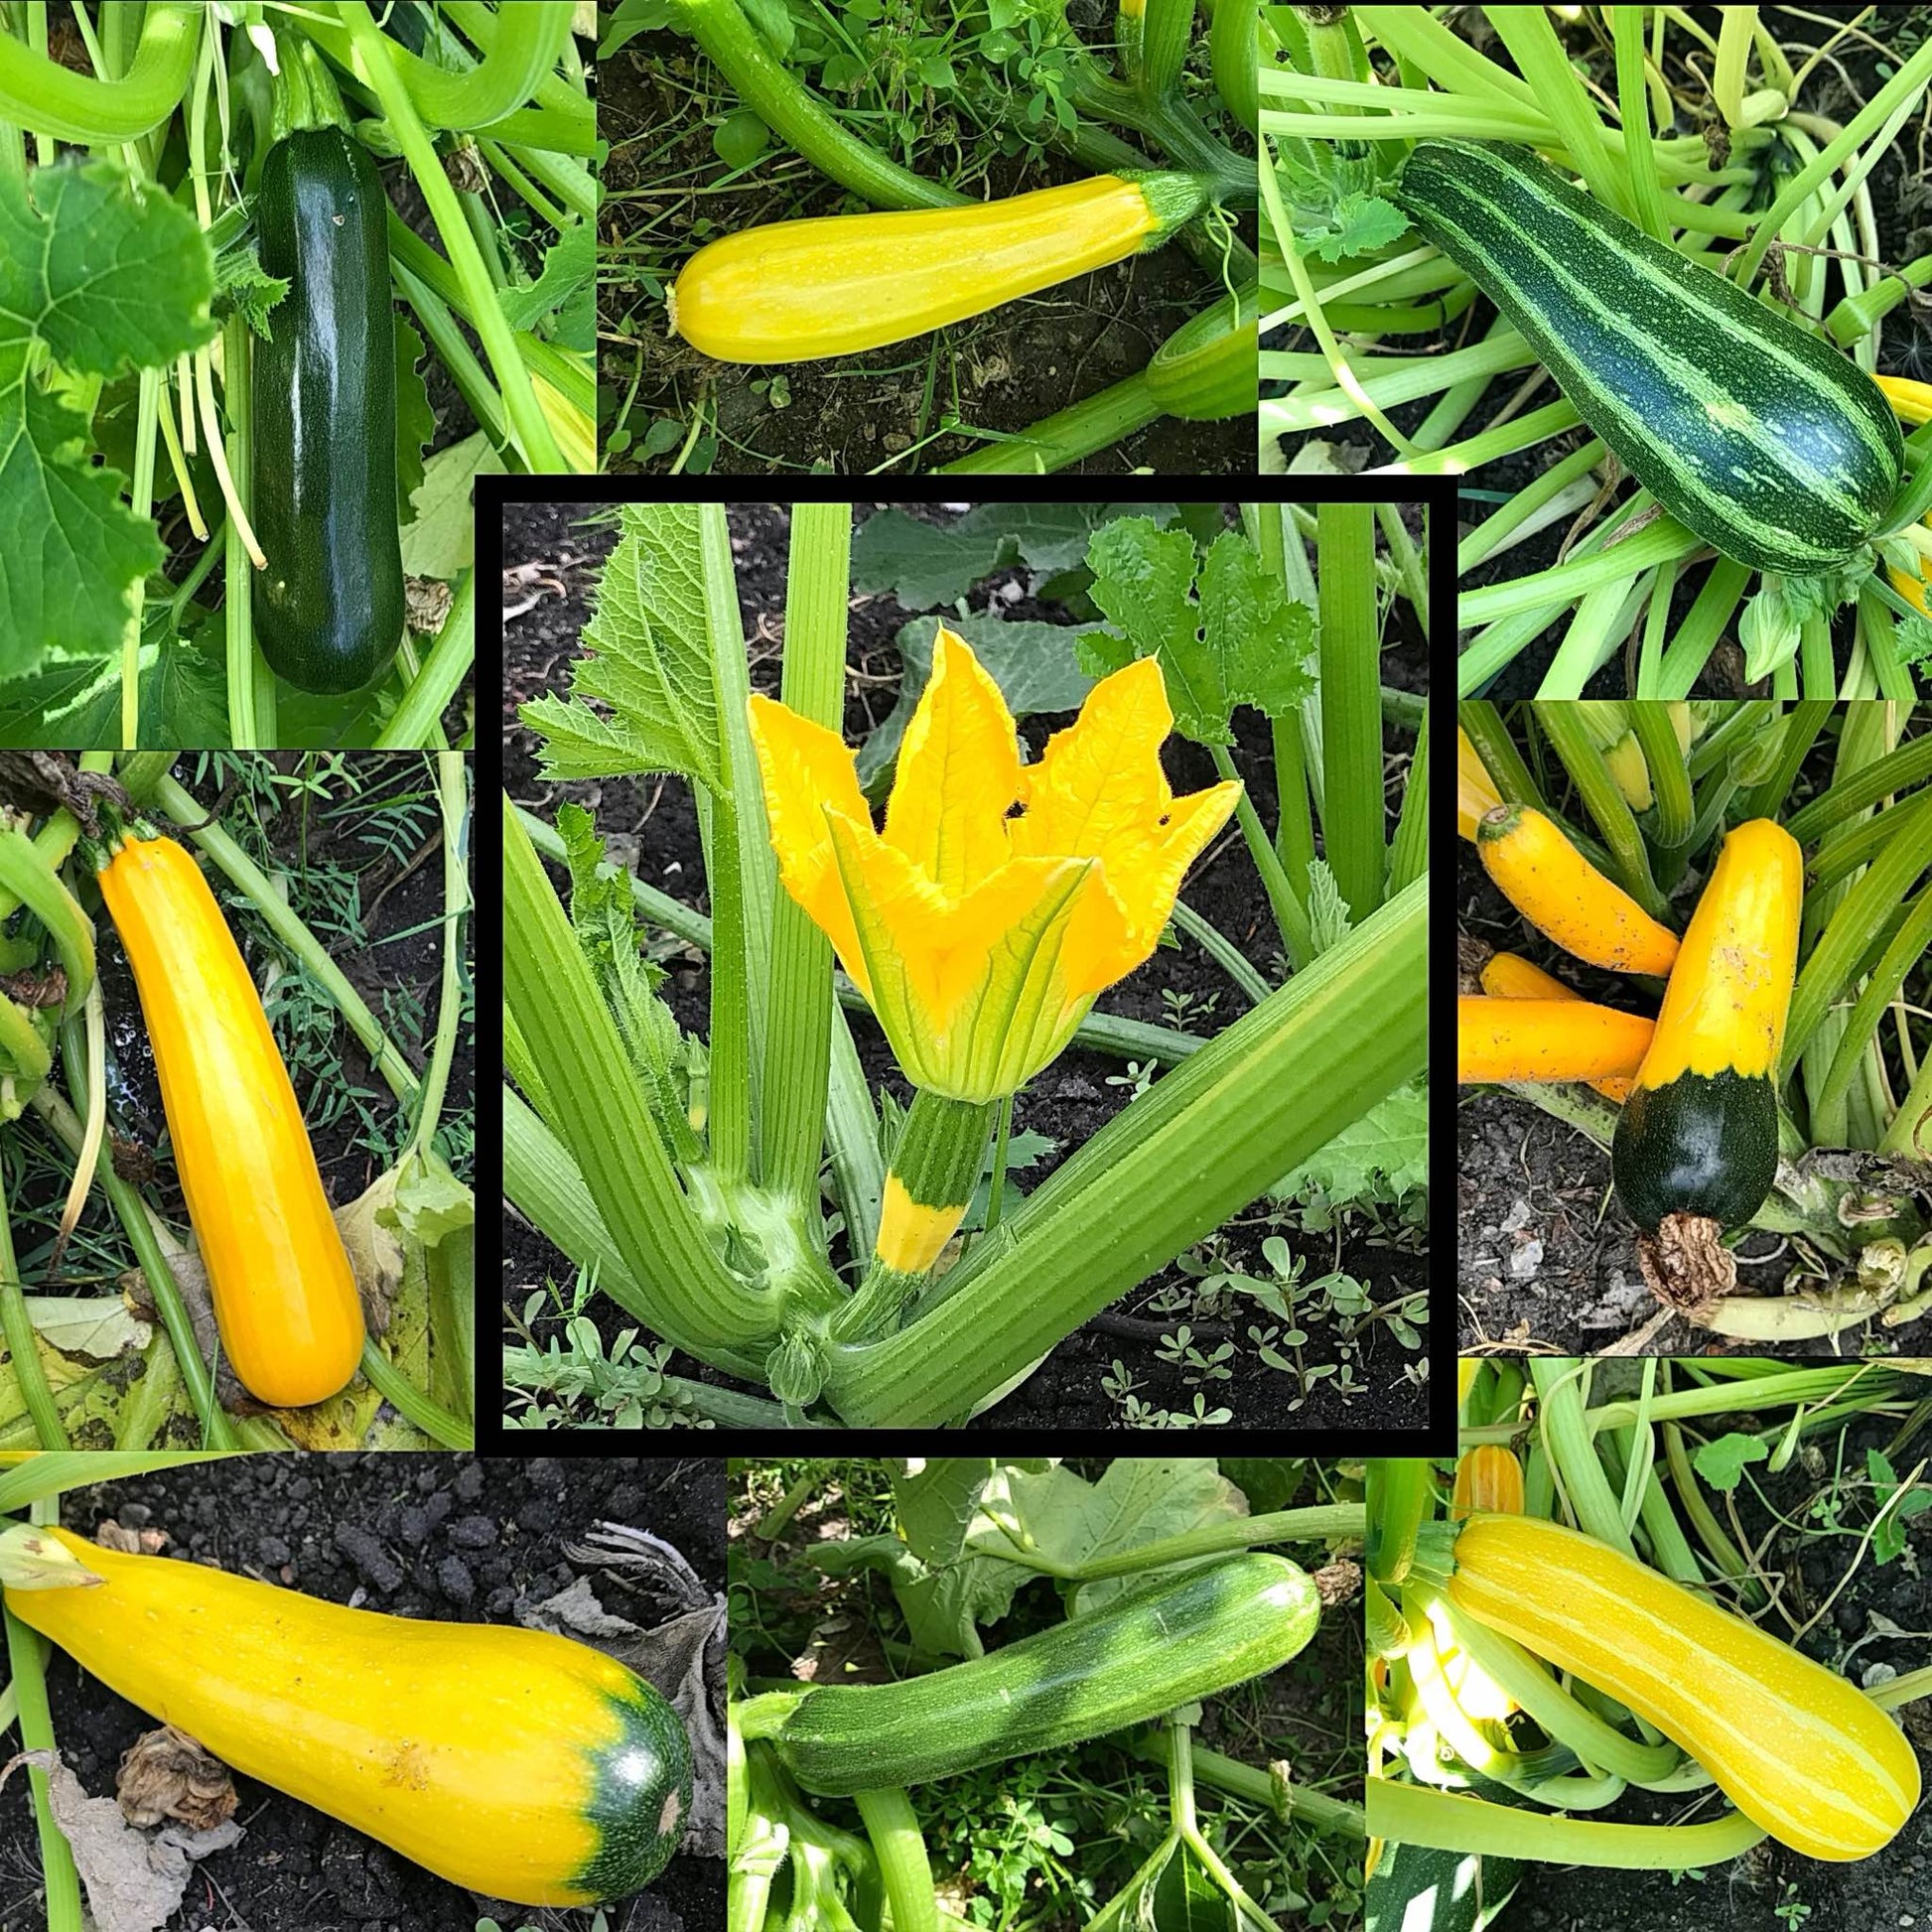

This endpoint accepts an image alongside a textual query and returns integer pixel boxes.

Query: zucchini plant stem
[337,3,562,470]
[4,1598,83,1932]
[357,1336,471,1448]
[1317,502,1387,922]
[1211,744,1311,967]
[0,1195,68,1449]
[759,508,847,1208]
[1169,898,1272,1006]
[852,1789,938,1932]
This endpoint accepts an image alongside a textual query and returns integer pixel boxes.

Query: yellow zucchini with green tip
[1611,818,1801,1230]
[3,1526,691,1906]
[1448,1512,1920,1861]
[670,173,1213,363]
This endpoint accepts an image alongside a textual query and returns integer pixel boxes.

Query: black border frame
[483,471,1456,1460]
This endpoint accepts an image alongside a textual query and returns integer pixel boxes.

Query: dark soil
[2,754,475,1445]
[501,500,1431,1431]
[1457,711,1932,1357]
[598,17,1254,476]
[1262,12,1932,694]
[0,1452,724,1932]
[1461,1387,1932,1932]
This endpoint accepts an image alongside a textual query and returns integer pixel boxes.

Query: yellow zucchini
[4,1526,691,1905]
[1477,804,1680,976]
[1449,1513,1920,1861]
[1611,818,1801,1230]
[1456,995,1652,1085]
[1479,951,1634,1103]
[1450,1447,1524,1520]
[670,172,1211,363]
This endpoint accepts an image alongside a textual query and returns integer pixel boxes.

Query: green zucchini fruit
[253,125,404,695]
[758,1554,1318,1796]
[1393,139,1903,575]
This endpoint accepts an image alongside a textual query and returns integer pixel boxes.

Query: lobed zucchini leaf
[518,503,721,786]
[0,161,214,670]
[1076,517,1313,744]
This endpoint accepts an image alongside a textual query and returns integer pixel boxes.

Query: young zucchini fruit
[1449,1447,1524,1521]
[1476,804,1679,976]
[253,124,405,694]
[670,172,1213,363]
[3,1526,691,1905]
[1456,727,1502,841]
[96,835,364,1408]
[1449,1513,1920,1861]
[1611,819,1802,1230]
[745,1555,1318,1796]
[1456,995,1652,1086]
[1394,140,1903,574]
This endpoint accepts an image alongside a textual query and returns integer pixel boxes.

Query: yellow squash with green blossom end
[748,630,1240,1286]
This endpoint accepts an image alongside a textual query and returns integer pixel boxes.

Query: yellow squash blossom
[747,629,1242,1105]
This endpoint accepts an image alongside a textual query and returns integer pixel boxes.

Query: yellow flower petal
[1058,778,1245,994]
[1011,655,1176,861]
[746,693,873,996]
[883,628,1021,899]
[829,811,1091,1097]
[1010,655,1242,992]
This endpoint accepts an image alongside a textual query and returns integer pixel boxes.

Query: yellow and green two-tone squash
[4,1527,691,1906]
[1611,818,1802,1230]
[1394,140,1903,575]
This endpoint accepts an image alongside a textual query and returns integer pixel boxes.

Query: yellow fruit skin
[5,1528,691,1906]
[1478,951,1634,1103]
[1450,1447,1524,1520]
[1449,1514,1921,1862]
[670,177,1160,363]
[1476,806,1680,977]
[1632,818,1801,1089]
[1457,996,1652,1084]
[96,837,363,1409]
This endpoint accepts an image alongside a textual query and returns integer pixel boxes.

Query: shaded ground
[0,1453,724,1932]
[1454,1384,1931,1932]
[502,500,1430,1431]
[0,754,474,1444]
[1262,12,1932,694]
[729,1458,1363,1930]
[598,13,1253,476]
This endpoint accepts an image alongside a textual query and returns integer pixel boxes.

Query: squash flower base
[748,629,1241,1324]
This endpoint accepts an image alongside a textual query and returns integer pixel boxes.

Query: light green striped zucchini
[744,1555,1318,1796]
[1393,139,1902,575]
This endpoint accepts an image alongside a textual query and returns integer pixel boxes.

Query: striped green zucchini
[1393,140,1902,575]
[746,1554,1318,1795]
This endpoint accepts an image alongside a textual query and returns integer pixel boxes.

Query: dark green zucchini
[1393,140,1903,575]
[754,1554,1319,1796]
[252,125,403,695]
